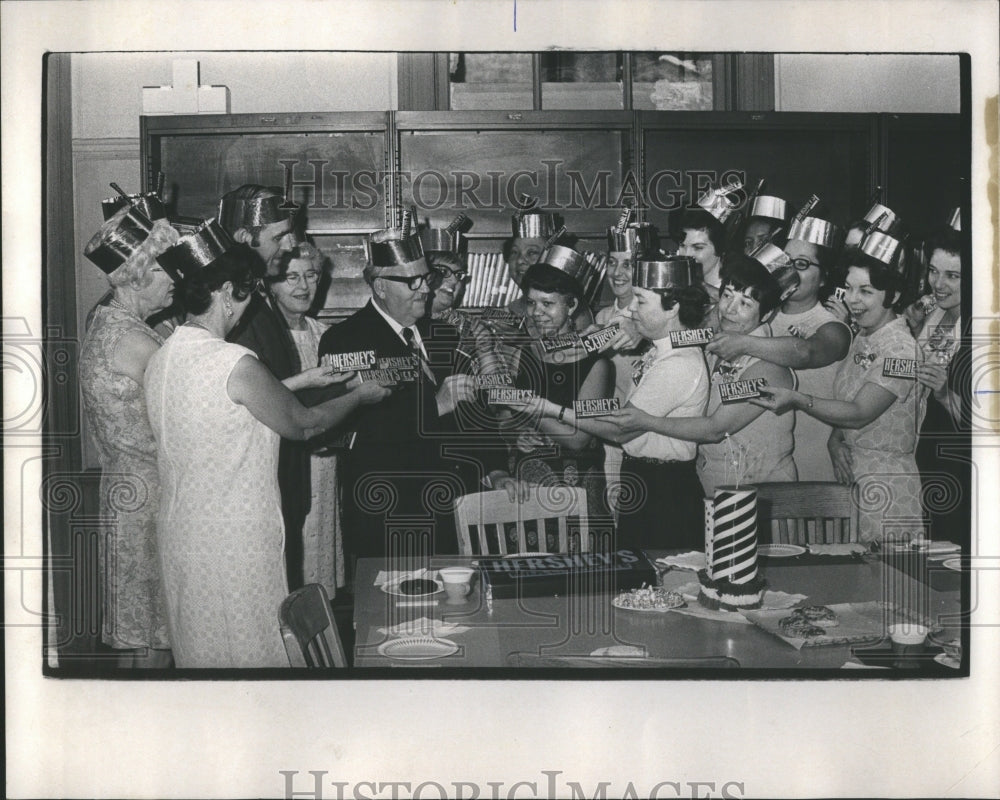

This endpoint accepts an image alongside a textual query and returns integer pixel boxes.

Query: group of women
[79,182,967,669]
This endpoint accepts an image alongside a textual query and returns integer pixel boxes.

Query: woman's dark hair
[677,208,726,254]
[521,263,583,309]
[923,226,962,261]
[656,284,712,329]
[720,252,782,319]
[427,251,464,272]
[182,244,264,315]
[844,252,910,311]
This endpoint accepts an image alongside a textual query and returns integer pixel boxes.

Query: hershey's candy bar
[377,356,418,370]
[581,323,621,353]
[474,373,514,388]
[719,377,768,404]
[486,387,537,405]
[358,368,419,385]
[323,350,377,373]
[573,397,621,418]
[481,308,525,328]
[882,358,918,379]
[541,333,582,353]
[669,328,715,348]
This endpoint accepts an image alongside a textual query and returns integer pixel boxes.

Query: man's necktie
[402,327,437,385]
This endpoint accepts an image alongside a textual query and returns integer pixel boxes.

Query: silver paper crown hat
[633,255,702,290]
[217,186,298,234]
[156,218,235,282]
[787,216,844,250]
[947,208,961,232]
[366,226,426,267]
[749,242,800,301]
[862,202,899,231]
[84,206,156,274]
[696,181,745,224]
[858,230,904,269]
[512,194,562,239]
[101,178,168,222]
[608,221,659,255]
[420,213,471,254]
[748,195,788,223]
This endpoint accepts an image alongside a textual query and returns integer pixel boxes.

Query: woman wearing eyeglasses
[146,229,389,667]
[266,242,348,600]
[750,234,926,543]
[705,216,850,482]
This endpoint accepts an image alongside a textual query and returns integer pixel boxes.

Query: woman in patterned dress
[752,238,926,542]
[79,210,179,667]
[145,234,389,668]
[267,243,343,597]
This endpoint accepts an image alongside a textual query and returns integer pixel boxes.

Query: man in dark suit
[219,184,311,589]
[319,227,512,563]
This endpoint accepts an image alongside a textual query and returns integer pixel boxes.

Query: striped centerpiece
[706,487,759,584]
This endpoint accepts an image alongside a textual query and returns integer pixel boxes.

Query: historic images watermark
[279,161,747,213]
[279,770,747,800]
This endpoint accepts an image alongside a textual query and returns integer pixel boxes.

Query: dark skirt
[616,456,705,552]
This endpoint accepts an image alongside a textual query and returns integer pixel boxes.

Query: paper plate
[942,558,962,572]
[758,544,806,558]
[380,578,444,597]
[377,637,459,661]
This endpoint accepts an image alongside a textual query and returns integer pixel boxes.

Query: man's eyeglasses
[277,270,321,286]
[433,266,470,283]
[378,272,439,291]
[789,257,821,271]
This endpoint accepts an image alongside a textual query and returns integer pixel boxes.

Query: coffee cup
[888,623,928,668]
[439,567,475,605]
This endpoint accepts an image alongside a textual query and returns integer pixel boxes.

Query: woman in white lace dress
[268,243,343,597]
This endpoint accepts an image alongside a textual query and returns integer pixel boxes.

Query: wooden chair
[754,481,859,545]
[506,653,740,669]
[453,485,590,556]
[278,583,347,668]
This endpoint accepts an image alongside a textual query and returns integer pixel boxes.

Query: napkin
[374,567,429,586]
[807,543,867,556]
[378,617,469,638]
[888,540,961,555]
[655,552,707,572]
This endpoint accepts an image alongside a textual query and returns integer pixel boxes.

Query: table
[352,550,962,671]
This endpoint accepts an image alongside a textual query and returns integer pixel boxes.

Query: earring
[224,301,234,318]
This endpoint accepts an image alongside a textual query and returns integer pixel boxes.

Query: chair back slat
[278,584,347,668]
[754,482,858,544]
[453,487,589,555]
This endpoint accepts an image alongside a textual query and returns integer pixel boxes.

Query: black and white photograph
[5,1,999,797]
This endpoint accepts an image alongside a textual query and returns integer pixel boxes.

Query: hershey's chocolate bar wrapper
[719,377,768,404]
[323,349,377,373]
[541,333,582,353]
[377,355,418,370]
[474,373,514,388]
[482,308,525,329]
[486,387,537,405]
[573,398,621,418]
[581,323,621,353]
[359,368,418,385]
[882,358,918,379]
[669,328,714,347]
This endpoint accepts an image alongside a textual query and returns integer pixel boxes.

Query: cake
[697,487,767,611]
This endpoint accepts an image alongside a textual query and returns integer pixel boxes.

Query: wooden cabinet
[142,110,963,320]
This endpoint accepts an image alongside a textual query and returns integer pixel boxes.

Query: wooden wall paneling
[879,113,963,235]
[637,111,876,237]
